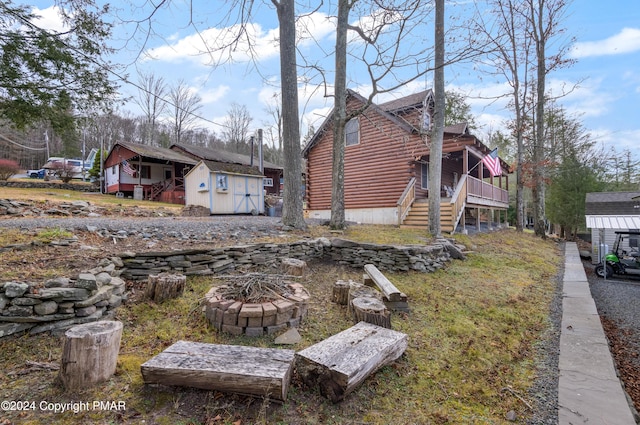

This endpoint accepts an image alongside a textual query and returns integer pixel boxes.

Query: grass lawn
[0,187,562,424]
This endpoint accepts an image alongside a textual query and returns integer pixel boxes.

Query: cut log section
[351,297,391,329]
[295,321,408,402]
[332,279,350,305]
[141,340,295,401]
[145,273,186,303]
[332,279,360,305]
[347,284,382,314]
[281,258,307,276]
[59,321,123,390]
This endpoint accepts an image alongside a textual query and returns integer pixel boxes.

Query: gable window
[345,118,360,146]
[421,162,429,189]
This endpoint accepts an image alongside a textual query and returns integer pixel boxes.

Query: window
[421,163,428,189]
[264,178,274,187]
[135,165,151,179]
[345,118,360,146]
[422,111,431,131]
[216,174,228,191]
[111,165,116,175]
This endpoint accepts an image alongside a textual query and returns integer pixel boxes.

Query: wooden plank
[364,264,407,302]
[140,340,295,401]
[295,321,408,402]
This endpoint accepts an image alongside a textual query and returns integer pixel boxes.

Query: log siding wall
[306,102,429,210]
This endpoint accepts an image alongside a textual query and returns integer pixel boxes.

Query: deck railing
[467,175,508,204]
[397,177,416,225]
[146,176,185,201]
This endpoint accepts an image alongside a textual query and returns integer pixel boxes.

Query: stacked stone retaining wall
[120,237,453,280]
[0,237,456,338]
[0,261,126,338]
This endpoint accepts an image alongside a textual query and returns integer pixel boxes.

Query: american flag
[482,148,502,177]
[121,160,136,177]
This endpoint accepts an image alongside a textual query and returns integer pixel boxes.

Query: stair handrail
[449,174,467,233]
[397,177,416,225]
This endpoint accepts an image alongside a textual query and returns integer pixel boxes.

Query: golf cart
[595,231,640,278]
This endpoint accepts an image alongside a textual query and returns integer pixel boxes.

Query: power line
[0,132,47,151]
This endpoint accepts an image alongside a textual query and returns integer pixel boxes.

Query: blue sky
[31,1,640,158]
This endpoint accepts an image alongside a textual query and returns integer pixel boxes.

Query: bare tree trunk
[330,0,350,230]
[428,0,445,237]
[273,0,307,230]
[531,0,548,238]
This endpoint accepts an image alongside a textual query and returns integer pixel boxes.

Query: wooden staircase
[400,199,456,233]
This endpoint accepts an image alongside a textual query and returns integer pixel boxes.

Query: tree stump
[351,297,391,328]
[145,273,186,303]
[332,279,353,305]
[347,284,382,314]
[281,258,307,276]
[59,321,123,390]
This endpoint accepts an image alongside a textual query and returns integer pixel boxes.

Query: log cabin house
[302,89,511,233]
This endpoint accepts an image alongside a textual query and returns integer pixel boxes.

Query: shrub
[49,162,76,183]
[0,159,20,180]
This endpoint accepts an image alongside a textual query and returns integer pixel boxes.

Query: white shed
[185,160,265,214]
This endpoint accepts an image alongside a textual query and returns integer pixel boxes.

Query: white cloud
[571,27,640,58]
[31,6,67,33]
[144,23,280,65]
[199,85,230,105]
[297,12,336,47]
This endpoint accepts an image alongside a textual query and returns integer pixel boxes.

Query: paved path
[559,243,636,424]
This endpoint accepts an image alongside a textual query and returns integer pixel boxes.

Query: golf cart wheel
[595,264,613,278]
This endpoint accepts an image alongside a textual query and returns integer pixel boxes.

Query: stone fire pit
[204,273,310,337]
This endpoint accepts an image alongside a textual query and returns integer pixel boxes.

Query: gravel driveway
[584,259,640,416]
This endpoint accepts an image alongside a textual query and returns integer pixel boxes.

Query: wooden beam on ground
[141,340,295,401]
[295,321,408,402]
[363,264,409,312]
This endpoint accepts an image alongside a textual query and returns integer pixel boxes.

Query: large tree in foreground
[0,0,117,132]
[272,0,307,229]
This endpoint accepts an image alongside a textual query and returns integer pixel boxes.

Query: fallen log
[295,321,407,402]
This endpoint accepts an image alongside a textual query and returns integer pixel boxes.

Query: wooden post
[351,297,391,329]
[145,273,186,303]
[59,321,123,390]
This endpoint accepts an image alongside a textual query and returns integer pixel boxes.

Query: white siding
[185,163,213,212]
[307,207,398,225]
[184,162,264,215]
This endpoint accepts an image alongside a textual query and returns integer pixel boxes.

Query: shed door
[233,177,260,213]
